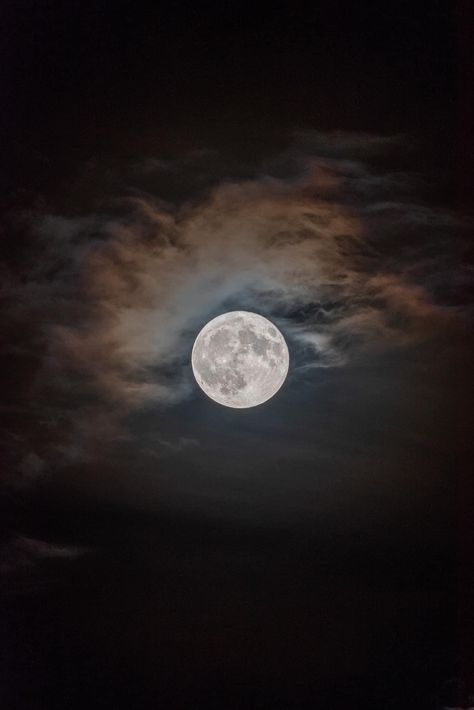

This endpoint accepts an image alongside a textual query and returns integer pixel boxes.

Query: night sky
[1,2,473,709]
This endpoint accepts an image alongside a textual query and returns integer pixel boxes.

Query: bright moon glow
[191,311,289,408]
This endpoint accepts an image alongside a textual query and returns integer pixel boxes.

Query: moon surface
[191,311,289,408]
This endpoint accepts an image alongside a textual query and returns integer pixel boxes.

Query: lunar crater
[191,311,289,408]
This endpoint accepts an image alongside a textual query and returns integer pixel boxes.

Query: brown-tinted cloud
[2,133,469,467]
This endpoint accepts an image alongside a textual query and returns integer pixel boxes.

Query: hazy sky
[1,2,473,709]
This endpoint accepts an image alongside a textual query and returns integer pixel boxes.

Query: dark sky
[1,2,473,709]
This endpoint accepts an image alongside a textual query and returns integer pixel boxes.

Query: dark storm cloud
[1,132,470,471]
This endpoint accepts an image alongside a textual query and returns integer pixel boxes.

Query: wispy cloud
[0,536,88,576]
[2,132,470,467]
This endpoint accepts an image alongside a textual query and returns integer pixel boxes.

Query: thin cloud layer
[0,536,88,576]
[2,132,469,467]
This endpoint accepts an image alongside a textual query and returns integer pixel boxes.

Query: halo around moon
[191,311,289,408]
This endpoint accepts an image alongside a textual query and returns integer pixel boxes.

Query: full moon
[191,311,289,408]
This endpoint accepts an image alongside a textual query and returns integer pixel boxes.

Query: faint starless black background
[1,2,473,709]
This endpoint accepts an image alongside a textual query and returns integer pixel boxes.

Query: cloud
[142,437,200,459]
[132,148,219,176]
[16,452,47,487]
[2,132,470,466]
[292,130,408,158]
[0,535,88,576]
